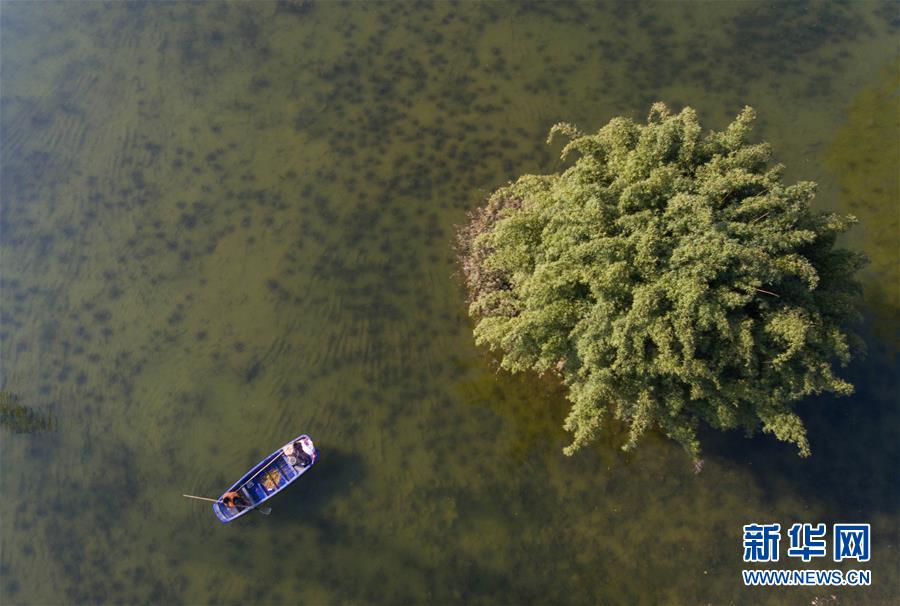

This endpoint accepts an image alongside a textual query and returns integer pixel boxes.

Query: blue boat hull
[213,434,318,523]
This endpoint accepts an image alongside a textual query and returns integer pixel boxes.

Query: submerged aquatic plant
[459,103,865,460]
[0,391,55,434]
[826,61,900,343]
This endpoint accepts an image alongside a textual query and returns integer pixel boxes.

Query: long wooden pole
[182,494,219,503]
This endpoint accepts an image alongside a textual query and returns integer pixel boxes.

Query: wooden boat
[213,434,318,523]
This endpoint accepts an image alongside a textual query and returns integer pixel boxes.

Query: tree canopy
[458,103,865,460]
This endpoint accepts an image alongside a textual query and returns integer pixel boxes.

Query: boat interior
[242,454,298,503]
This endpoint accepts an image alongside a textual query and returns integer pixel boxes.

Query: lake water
[1,2,897,604]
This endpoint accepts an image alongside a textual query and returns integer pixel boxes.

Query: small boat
[213,434,319,523]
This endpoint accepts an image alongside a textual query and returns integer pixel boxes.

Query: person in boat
[295,440,313,466]
[221,490,249,510]
[284,441,313,467]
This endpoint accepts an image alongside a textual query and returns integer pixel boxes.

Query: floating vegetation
[0,391,55,433]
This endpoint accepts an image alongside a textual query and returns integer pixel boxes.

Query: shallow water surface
[1,2,898,604]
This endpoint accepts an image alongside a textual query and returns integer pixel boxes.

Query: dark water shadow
[701,324,899,520]
[266,447,368,526]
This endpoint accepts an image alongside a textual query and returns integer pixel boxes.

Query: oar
[183,493,272,515]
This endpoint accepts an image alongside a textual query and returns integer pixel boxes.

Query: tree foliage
[458,103,865,460]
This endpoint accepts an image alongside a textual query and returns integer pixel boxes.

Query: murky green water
[1,2,897,604]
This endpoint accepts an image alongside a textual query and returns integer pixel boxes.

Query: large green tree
[459,103,865,460]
